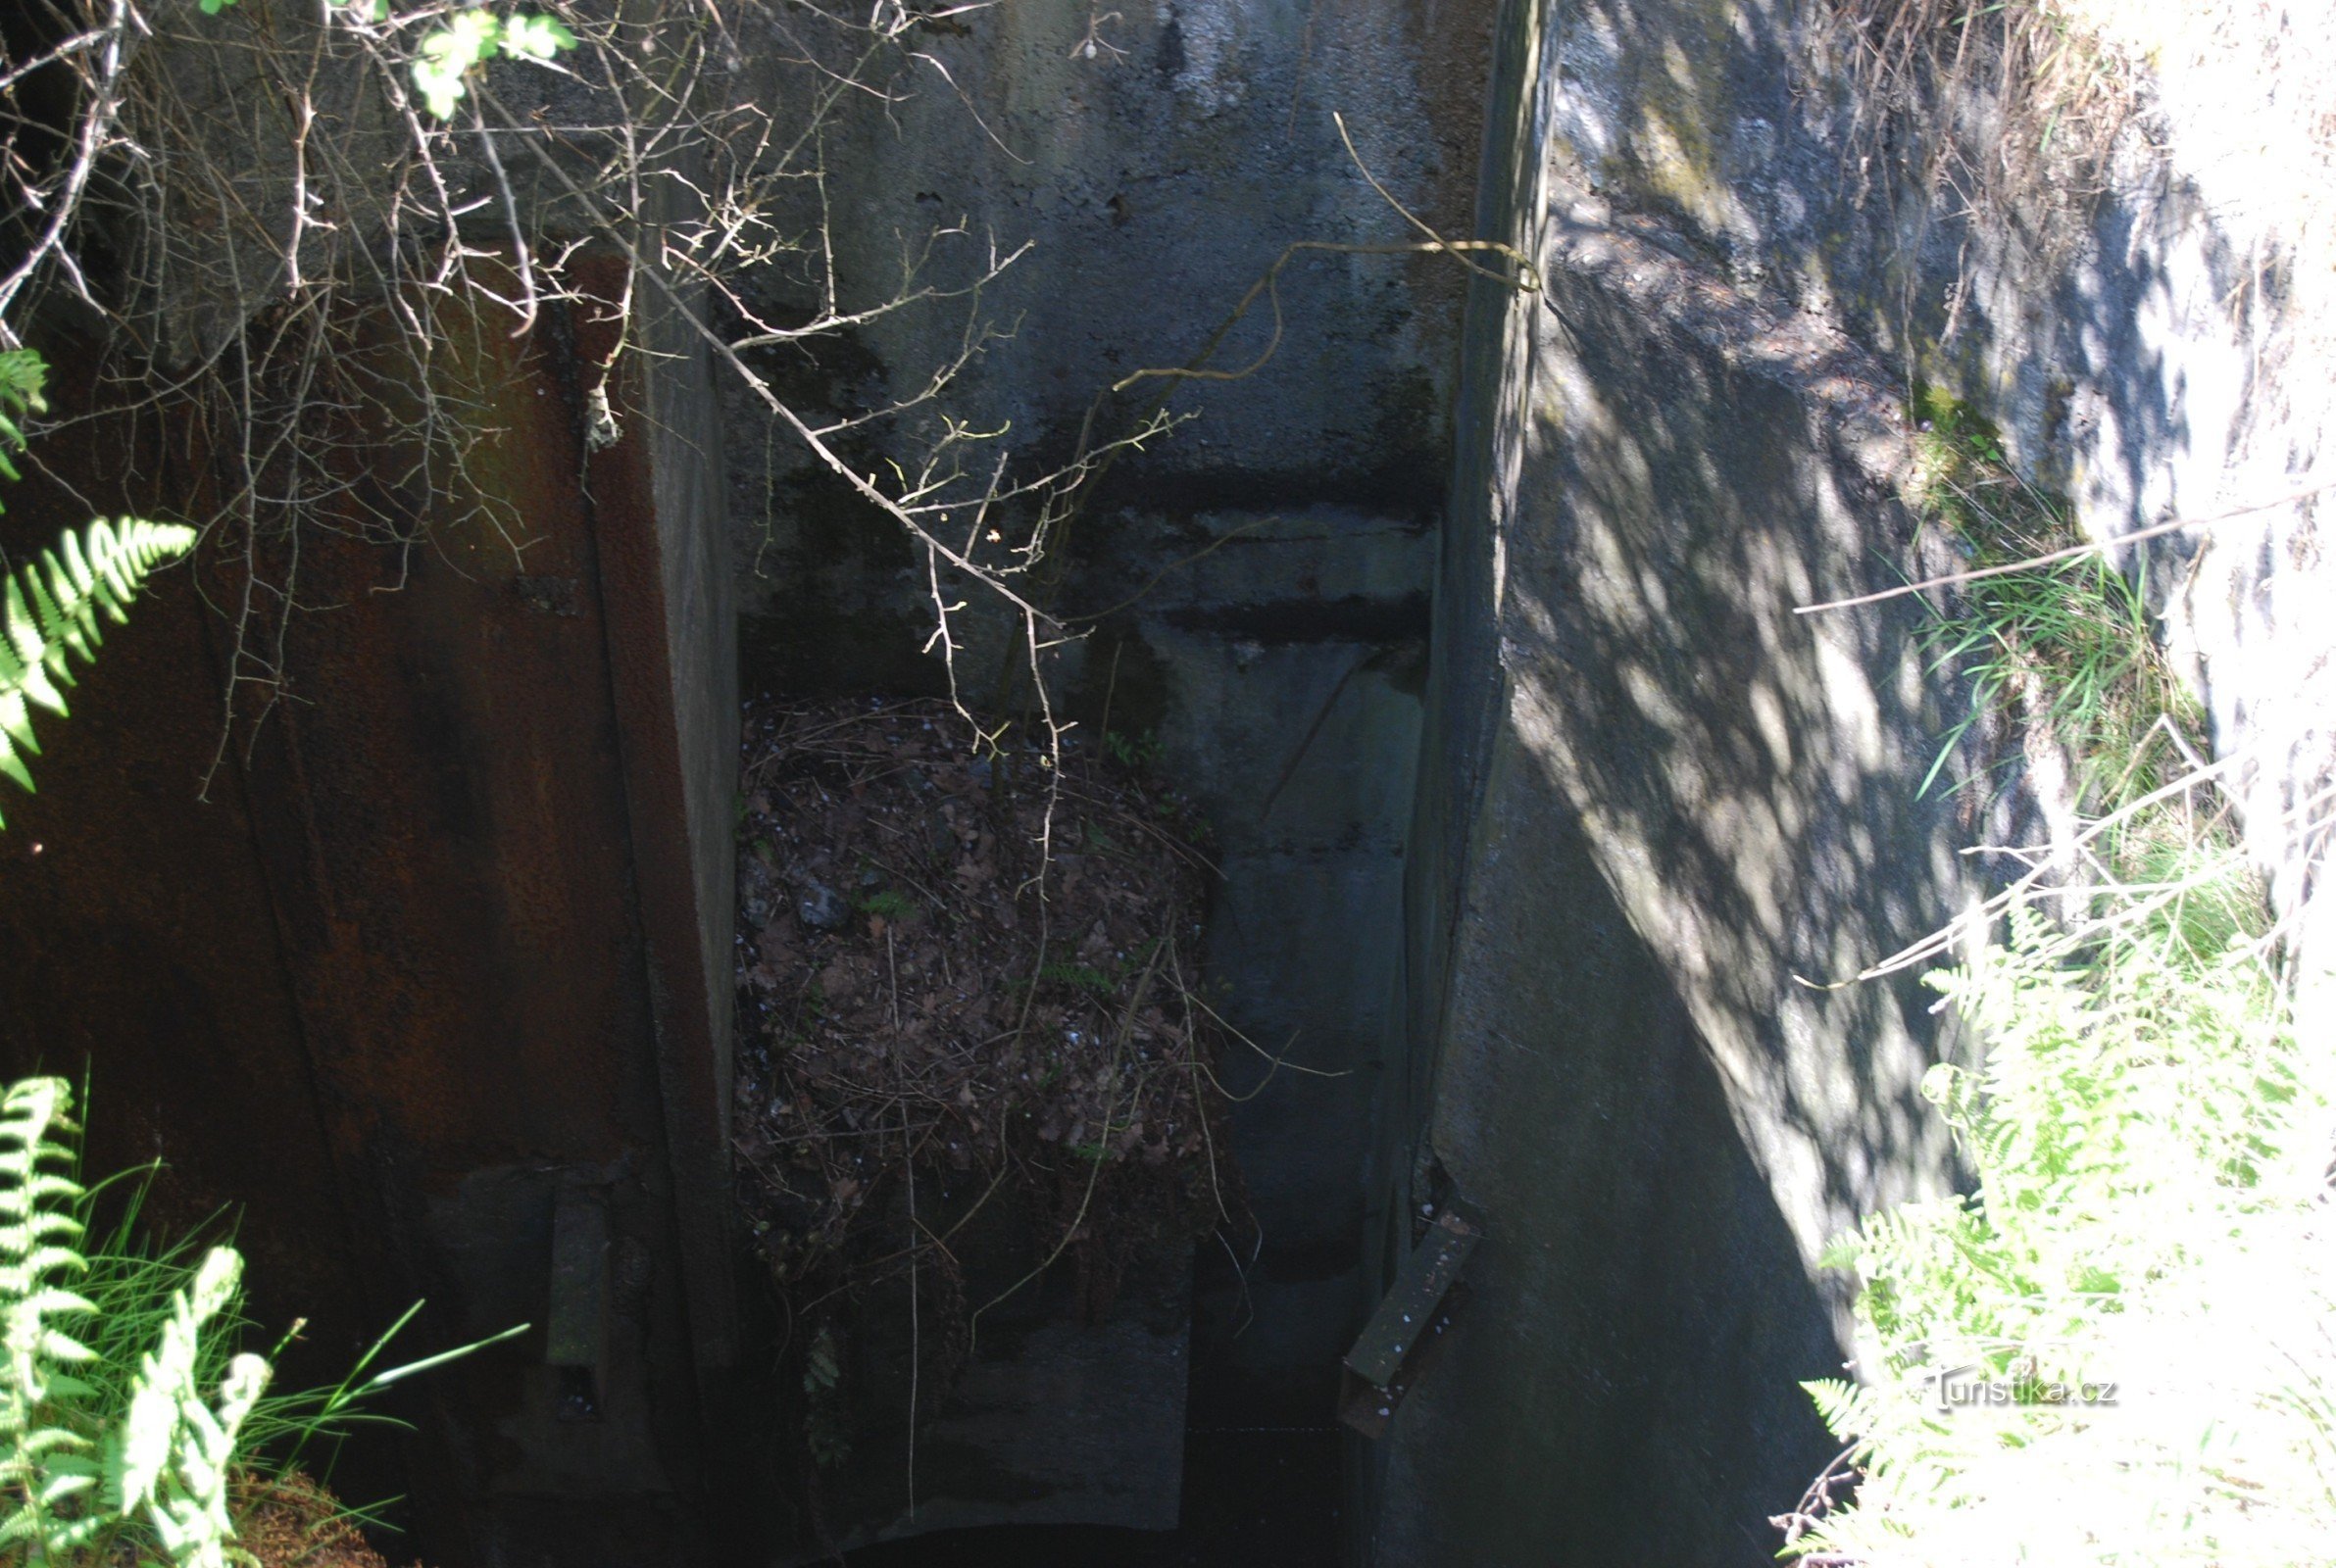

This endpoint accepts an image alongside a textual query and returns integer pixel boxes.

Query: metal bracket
[1339,1201,1481,1438]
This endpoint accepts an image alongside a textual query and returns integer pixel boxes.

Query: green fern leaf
[0,517,196,827]
[0,1077,97,1549]
[112,1249,268,1568]
[0,350,46,507]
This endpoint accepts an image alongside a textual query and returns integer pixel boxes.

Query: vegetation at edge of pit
[1781,389,2333,1566]
[1907,384,2202,810]
[1781,819,2334,1567]
[1,1076,522,1567]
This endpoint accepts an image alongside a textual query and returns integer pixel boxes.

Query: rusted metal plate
[0,337,377,1430]
[215,294,705,1560]
[3,262,739,1565]
[1347,1205,1481,1387]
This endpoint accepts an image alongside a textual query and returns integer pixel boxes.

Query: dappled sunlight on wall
[1494,192,1973,1272]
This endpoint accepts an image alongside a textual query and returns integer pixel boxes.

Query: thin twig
[1798,484,2333,615]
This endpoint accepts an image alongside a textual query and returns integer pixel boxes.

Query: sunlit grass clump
[1905,391,2200,811]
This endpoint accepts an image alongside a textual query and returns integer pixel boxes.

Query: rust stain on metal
[3,267,736,1563]
[0,338,379,1469]
[240,305,648,1172]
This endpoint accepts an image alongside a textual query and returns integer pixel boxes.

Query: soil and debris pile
[228,1471,400,1568]
[732,699,1238,1335]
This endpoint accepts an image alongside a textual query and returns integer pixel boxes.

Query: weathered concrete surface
[907,1309,1191,1533]
[804,1242,1197,1553]
[1349,8,2336,1556]
[1089,506,1431,1387]
[1521,0,2336,991]
[1362,4,1982,1559]
[732,0,1496,694]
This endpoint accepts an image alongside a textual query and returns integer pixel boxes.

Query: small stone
[797,881,848,931]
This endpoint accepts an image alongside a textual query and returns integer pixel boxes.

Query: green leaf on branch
[412,10,578,121]
[500,13,576,62]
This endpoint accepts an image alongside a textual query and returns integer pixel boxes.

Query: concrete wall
[732,0,1499,698]
[1366,3,1981,1560]
[733,0,1504,1536]
[1364,3,2336,1561]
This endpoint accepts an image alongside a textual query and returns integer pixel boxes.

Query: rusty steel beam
[572,256,741,1386]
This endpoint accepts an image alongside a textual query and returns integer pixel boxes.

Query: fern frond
[0,517,197,824]
[146,1352,269,1568]
[0,1077,96,1550]
[114,1249,268,1568]
[116,1248,239,1513]
[1803,1377,1876,1442]
[0,349,46,501]
[1790,838,2327,1565]
[2,1074,511,1566]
